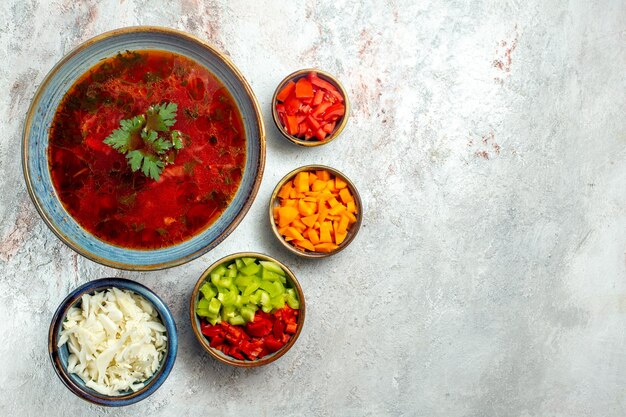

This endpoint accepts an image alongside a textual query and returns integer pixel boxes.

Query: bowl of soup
[23,27,265,270]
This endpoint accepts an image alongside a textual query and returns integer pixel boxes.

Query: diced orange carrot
[318,202,328,223]
[278,183,293,199]
[329,203,346,216]
[338,215,350,234]
[316,170,330,181]
[345,211,357,224]
[320,221,332,243]
[295,172,309,193]
[292,218,307,233]
[274,169,357,251]
[278,206,299,227]
[283,227,305,241]
[294,239,316,251]
[339,188,354,204]
[335,176,348,189]
[311,180,326,192]
[314,243,339,253]
[301,214,318,228]
[298,199,315,216]
[335,230,347,245]
[307,228,320,245]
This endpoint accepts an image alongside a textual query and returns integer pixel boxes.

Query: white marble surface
[1,1,625,416]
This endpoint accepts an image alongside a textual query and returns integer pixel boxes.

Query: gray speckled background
[1,1,625,416]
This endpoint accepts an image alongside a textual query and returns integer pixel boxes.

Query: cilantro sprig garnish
[103,103,184,181]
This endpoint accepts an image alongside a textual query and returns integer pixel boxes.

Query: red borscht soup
[48,50,246,249]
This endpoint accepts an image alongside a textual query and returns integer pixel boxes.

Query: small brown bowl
[271,68,350,147]
[269,165,362,258]
[190,252,305,367]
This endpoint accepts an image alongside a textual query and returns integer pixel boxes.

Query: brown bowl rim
[271,68,350,147]
[268,164,363,258]
[189,252,306,367]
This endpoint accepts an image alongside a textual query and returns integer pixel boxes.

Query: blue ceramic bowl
[48,278,178,407]
[23,27,265,270]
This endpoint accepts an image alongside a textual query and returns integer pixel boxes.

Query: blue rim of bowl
[189,252,306,367]
[22,26,266,271]
[48,278,178,407]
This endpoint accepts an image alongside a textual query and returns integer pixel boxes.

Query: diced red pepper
[314,128,327,141]
[323,103,345,120]
[245,317,272,337]
[285,322,298,334]
[273,319,285,339]
[295,78,314,98]
[286,115,298,135]
[284,96,302,115]
[276,81,296,102]
[306,115,321,131]
[229,347,245,360]
[311,101,331,119]
[326,87,344,103]
[312,89,324,106]
[309,74,339,95]
[201,322,223,338]
[209,336,224,347]
[276,72,346,141]
[264,335,284,353]
[323,121,336,133]
[298,122,307,137]
[201,307,298,361]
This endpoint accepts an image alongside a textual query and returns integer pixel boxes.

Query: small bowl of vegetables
[48,278,178,407]
[270,165,362,258]
[271,69,349,146]
[190,252,305,367]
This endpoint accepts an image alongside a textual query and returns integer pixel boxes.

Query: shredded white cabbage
[58,288,167,396]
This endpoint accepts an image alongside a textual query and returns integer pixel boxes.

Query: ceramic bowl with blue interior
[48,277,178,407]
[23,27,265,270]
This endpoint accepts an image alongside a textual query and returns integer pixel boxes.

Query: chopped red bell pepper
[275,71,346,141]
[264,335,283,353]
[200,306,299,361]
[276,81,296,102]
[312,89,324,106]
[295,78,314,98]
[323,103,345,120]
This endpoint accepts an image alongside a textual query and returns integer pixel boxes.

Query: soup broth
[48,50,246,249]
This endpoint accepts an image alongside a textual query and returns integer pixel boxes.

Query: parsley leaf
[171,130,183,150]
[142,154,165,181]
[103,102,185,181]
[145,102,178,132]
